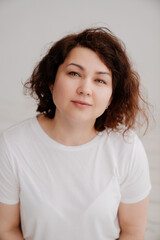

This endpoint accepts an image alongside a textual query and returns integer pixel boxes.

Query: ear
[49,84,54,92]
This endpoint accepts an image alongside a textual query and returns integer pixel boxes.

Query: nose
[76,80,92,96]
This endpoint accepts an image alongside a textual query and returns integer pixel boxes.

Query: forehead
[63,46,111,72]
[65,47,99,61]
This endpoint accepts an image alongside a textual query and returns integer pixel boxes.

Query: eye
[69,72,80,77]
[96,79,106,84]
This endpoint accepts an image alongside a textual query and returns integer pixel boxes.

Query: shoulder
[0,117,36,149]
[102,128,147,171]
[102,128,139,152]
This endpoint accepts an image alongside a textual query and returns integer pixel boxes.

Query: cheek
[52,79,71,106]
[53,73,73,93]
[97,89,112,106]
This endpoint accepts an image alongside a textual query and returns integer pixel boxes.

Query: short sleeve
[120,135,151,204]
[0,133,19,204]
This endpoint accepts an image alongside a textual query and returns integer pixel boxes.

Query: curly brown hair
[24,27,149,133]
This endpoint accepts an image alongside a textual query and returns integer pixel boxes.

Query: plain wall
[0,0,160,239]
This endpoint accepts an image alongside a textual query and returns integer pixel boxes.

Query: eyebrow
[67,63,111,76]
[67,63,84,70]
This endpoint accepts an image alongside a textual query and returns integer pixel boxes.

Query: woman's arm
[118,196,149,240]
[0,202,23,240]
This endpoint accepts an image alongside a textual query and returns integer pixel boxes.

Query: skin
[0,202,23,239]
[47,46,113,146]
[118,197,149,239]
[0,47,149,239]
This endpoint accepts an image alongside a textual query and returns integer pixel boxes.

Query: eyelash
[68,71,80,77]
[96,79,106,85]
[68,72,106,85]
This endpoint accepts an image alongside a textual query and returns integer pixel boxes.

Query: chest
[18,146,121,239]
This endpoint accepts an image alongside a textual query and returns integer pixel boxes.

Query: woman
[0,27,151,240]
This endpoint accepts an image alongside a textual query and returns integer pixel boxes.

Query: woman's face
[50,47,112,126]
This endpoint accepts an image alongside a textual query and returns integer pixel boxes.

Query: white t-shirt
[0,117,151,240]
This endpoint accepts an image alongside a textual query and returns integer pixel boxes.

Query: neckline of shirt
[31,116,106,151]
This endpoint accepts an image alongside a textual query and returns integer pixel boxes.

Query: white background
[0,0,160,239]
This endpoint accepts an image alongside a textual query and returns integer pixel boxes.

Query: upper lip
[71,100,92,106]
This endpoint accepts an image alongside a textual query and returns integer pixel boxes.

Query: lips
[71,100,92,106]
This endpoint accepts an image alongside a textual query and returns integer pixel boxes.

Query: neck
[38,114,98,146]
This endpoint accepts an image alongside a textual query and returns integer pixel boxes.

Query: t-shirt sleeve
[120,135,151,204]
[0,133,19,204]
